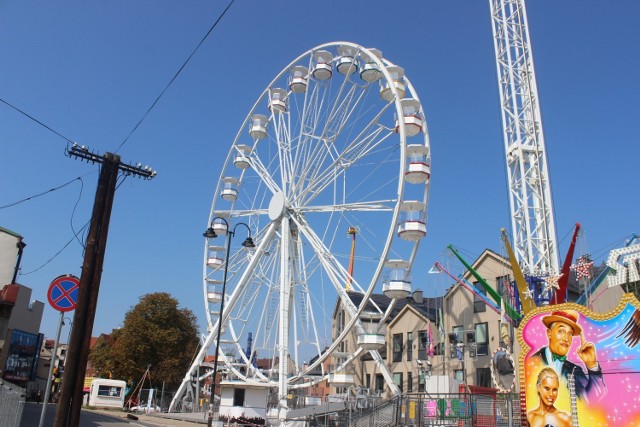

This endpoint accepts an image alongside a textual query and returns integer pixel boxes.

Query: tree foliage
[89,292,199,390]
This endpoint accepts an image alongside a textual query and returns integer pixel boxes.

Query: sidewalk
[86,408,209,426]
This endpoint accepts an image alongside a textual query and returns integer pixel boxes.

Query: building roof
[345,290,442,323]
[0,226,23,239]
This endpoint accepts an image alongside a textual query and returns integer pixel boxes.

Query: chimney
[412,289,423,304]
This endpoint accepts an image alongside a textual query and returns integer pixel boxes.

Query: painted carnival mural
[519,294,640,427]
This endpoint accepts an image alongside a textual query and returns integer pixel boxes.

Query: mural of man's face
[547,321,574,356]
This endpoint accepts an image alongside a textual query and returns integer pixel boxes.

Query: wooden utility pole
[54,146,155,427]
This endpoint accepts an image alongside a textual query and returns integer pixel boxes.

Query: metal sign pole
[38,310,65,427]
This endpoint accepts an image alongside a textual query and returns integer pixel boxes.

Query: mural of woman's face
[537,376,559,407]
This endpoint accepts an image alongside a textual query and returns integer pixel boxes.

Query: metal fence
[0,380,26,427]
[351,392,522,427]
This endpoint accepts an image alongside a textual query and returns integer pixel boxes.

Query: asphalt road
[20,403,205,427]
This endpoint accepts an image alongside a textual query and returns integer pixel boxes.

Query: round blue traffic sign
[47,275,80,312]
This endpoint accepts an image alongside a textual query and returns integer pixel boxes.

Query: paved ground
[87,408,209,426]
[20,402,209,426]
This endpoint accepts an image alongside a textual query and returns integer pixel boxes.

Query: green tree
[89,331,119,378]
[89,292,199,390]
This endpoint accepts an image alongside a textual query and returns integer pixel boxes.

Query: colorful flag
[438,308,445,343]
[428,322,434,357]
[500,298,511,349]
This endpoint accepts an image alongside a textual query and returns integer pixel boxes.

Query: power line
[0,97,76,145]
[115,0,236,153]
[1,0,235,155]
[70,177,87,249]
[20,221,90,276]
[0,174,92,210]
[13,175,88,274]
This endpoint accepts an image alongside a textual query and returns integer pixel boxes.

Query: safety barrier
[351,392,522,427]
[0,380,26,427]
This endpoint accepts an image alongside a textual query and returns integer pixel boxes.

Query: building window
[434,342,444,356]
[393,372,403,393]
[407,332,413,361]
[417,330,428,360]
[366,374,371,389]
[476,322,489,356]
[475,322,489,355]
[418,371,425,392]
[453,325,463,343]
[450,325,464,359]
[477,368,491,388]
[407,372,413,392]
[473,282,486,312]
[375,374,384,394]
[393,333,403,362]
[233,388,245,407]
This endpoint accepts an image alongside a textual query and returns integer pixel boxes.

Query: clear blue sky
[1,1,638,343]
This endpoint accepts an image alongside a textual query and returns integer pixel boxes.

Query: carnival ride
[446,1,599,316]
[487,0,560,306]
[170,41,431,414]
[486,5,640,425]
[166,2,638,423]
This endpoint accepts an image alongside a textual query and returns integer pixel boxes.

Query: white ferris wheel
[173,41,431,409]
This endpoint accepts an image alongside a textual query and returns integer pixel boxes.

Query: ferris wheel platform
[284,400,347,419]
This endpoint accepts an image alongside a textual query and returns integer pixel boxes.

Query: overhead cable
[115,0,236,153]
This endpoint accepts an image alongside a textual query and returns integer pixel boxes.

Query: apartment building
[442,249,518,390]
[328,252,514,398]
[331,290,445,399]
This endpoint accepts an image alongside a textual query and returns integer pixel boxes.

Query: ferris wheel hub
[268,191,286,221]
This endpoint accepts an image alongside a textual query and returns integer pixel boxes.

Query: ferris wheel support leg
[169,328,216,412]
[369,349,401,397]
[278,216,292,420]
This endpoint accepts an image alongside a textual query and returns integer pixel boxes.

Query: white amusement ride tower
[489,0,559,277]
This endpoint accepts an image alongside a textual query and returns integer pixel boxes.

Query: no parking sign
[47,274,80,312]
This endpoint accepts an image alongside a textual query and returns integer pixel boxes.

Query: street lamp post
[64,317,73,346]
[203,218,255,427]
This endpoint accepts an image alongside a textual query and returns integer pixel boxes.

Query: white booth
[88,378,127,409]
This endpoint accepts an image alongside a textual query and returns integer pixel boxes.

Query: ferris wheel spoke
[292,213,361,298]
[296,199,396,214]
[292,87,392,176]
[246,150,283,197]
[288,65,388,191]
[288,228,326,369]
[215,222,279,332]
[293,129,396,207]
[233,250,280,344]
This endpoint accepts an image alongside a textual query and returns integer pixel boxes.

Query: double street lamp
[203,217,255,427]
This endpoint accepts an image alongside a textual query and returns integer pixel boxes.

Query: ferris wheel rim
[201,41,430,389]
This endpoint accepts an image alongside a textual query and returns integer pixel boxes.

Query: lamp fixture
[242,236,255,249]
[203,227,217,239]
